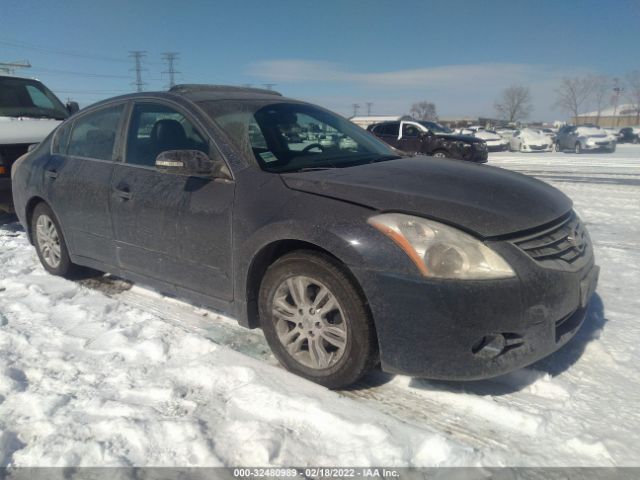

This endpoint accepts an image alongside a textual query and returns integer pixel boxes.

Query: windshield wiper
[368,154,403,164]
[295,166,337,172]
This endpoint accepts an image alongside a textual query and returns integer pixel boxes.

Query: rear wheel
[31,203,81,278]
[259,251,378,389]
[432,150,448,158]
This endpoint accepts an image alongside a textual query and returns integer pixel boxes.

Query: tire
[259,250,378,389]
[553,142,561,152]
[633,137,638,144]
[432,150,448,158]
[519,143,525,153]
[575,142,582,154]
[31,202,81,278]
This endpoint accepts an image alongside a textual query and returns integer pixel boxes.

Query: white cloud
[247,60,594,120]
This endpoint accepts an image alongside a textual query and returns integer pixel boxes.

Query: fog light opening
[472,334,506,359]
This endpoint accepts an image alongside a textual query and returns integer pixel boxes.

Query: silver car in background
[555,125,617,153]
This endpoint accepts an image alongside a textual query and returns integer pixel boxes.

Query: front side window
[0,77,68,120]
[402,124,420,137]
[200,100,398,173]
[67,104,124,160]
[126,103,208,167]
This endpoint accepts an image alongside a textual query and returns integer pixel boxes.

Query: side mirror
[66,101,80,114]
[27,143,39,152]
[156,149,227,177]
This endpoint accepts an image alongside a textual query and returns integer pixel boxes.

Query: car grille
[529,145,548,150]
[595,141,610,146]
[512,213,590,267]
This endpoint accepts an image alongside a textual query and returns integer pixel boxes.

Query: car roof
[70,84,299,112]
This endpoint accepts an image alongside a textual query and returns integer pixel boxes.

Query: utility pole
[162,52,180,89]
[352,103,360,117]
[366,102,373,116]
[0,61,31,74]
[129,51,147,92]
[262,83,276,90]
[612,78,624,128]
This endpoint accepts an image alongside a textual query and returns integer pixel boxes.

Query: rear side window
[382,123,399,136]
[67,104,124,160]
[125,103,208,167]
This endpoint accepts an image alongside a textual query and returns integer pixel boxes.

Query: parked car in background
[618,127,639,144]
[555,125,617,153]
[12,85,599,388]
[602,127,622,141]
[509,128,553,152]
[472,129,509,151]
[0,74,78,212]
[368,120,488,163]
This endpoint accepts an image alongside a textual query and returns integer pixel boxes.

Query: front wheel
[432,150,448,158]
[575,142,582,154]
[259,251,378,389]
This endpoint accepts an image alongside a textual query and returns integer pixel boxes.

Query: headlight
[368,213,515,279]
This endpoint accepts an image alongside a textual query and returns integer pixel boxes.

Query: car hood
[521,131,550,143]
[474,131,503,141]
[0,116,62,144]
[281,157,572,238]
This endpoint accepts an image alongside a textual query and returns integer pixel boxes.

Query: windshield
[199,100,400,173]
[0,76,69,120]
[417,121,452,134]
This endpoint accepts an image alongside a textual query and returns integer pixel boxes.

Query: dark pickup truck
[368,120,488,163]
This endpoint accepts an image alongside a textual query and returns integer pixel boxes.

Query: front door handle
[114,186,132,201]
[45,169,58,179]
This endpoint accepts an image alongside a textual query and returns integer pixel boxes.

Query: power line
[0,38,129,63]
[162,52,180,89]
[30,67,130,79]
[129,51,147,92]
[0,60,31,74]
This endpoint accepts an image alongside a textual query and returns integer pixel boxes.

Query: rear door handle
[114,186,132,201]
[45,169,58,179]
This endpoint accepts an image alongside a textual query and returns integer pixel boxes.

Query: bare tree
[555,76,594,121]
[494,85,533,123]
[588,75,610,125]
[409,101,438,121]
[626,71,640,125]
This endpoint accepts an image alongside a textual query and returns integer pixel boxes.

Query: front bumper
[521,144,552,152]
[353,237,598,380]
[583,141,615,151]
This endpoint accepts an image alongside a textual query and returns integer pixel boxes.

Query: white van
[0,74,78,211]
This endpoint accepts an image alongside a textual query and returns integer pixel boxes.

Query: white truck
[0,74,78,212]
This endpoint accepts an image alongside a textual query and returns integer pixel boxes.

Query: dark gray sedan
[11,85,599,388]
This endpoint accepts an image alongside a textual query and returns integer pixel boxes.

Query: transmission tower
[162,52,180,89]
[366,102,373,116]
[0,61,31,74]
[129,51,147,92]
[352,103,360,117]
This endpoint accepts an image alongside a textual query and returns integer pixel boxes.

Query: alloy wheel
[36,214,62,268]
[271,275,348,370]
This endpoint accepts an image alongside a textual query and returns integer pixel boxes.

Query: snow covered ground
[1,145,639,467]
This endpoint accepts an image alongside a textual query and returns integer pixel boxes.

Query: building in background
[350,115,411,129]
[573,104,640,127]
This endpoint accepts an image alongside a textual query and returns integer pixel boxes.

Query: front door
[109,101,235,301]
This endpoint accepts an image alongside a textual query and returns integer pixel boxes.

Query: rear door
[109,100,235,301]
[44,102,126,264]
[375,122,400,148]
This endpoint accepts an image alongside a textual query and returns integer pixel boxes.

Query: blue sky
[1,0,639,120]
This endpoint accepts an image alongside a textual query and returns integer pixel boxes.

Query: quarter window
[67,104,124,160]
[52,122,73,155]
[126,103,208,167]
[382,123,400,136]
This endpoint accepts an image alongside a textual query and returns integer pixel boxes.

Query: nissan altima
[11,85,599,388]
